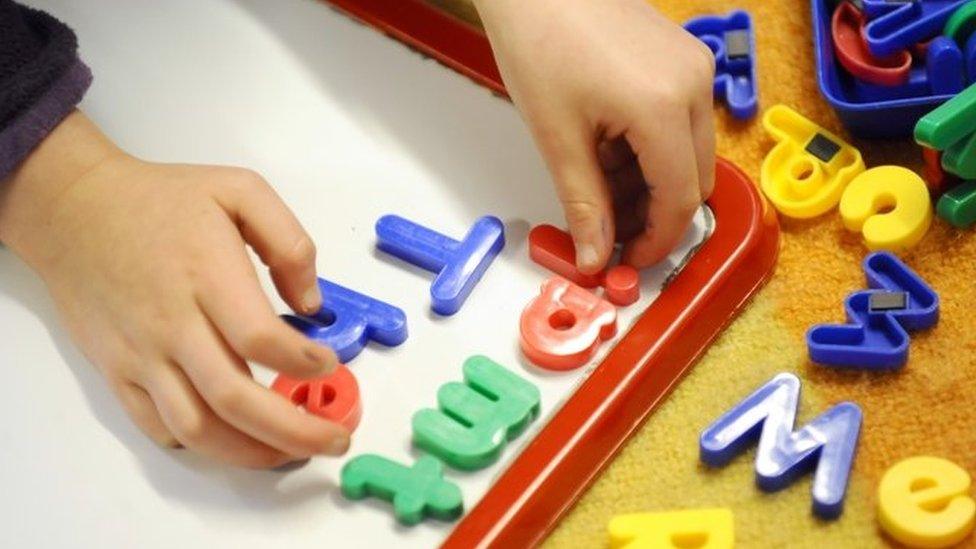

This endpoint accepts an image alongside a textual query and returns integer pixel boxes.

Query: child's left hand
[474,0,716,273]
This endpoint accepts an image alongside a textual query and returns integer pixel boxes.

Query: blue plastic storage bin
[812,0,955,139]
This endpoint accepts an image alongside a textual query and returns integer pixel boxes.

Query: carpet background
[435,0,976,546]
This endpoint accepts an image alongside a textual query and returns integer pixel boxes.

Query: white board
[0,1,711,547]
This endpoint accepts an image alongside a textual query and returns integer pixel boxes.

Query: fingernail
[302,285,322,314]
[304,344,337,373]
[577,243,599,269]
[326,435,350,455]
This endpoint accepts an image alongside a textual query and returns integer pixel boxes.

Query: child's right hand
[474,0,716,273]
[0,111,349,468]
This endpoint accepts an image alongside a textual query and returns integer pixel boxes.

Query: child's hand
[0,112,348,468]
[475,0,716,273]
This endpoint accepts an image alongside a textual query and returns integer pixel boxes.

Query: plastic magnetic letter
[604,265,641,306]
[684,10,758,119]
[863,0,968,57]
[375,214,504,315]
[926,36,967,96]
[271,364,362,432]
[412,356,540,471]
[937,181,976,227]
[915,81,976,150]
[832,2,911,86]
[942,128,976,179]
[519,277,618,370]
[282,277,407,363]
[839,166,933,251]
[808,290,912,368]
[608,508,734,549]
[340,454,463,525]
[528,224,642,306]
[760,104,865,218]
[922,147,956,196]
[878,456,976,548]
[945,0,976,46]
[807,251,939,368]
[848,35,965,102]
[916,82,976,180]
[699,373,862,519]
[528,224,604,287]
[863,251,940,331]
[859,0,906,20]
[851,36,960,100]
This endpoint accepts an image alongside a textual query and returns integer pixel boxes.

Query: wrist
[0,110,123,269]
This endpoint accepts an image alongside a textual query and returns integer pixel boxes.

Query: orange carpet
[439,1,976,546]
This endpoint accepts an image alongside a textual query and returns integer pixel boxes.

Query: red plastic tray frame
[320,1,781,546]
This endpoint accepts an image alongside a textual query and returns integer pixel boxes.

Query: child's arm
[0,111,349,467]
[473,0,716,273]
[0,0,347,467]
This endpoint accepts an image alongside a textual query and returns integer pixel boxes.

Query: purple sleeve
[0,57,91,179]
[0,0,92,180]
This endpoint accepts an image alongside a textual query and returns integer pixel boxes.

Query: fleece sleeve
[0,0,92,179]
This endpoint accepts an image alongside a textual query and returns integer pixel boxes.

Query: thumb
[220,170,323,316]
[538,123,615,274]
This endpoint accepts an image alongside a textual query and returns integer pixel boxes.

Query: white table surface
[0,2,711,547]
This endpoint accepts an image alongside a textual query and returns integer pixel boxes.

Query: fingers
[113,380,179,449]
[536,119,615,274]
[143,362,294,468]
[217,170,322,316]
[174,320,351,458]
[690,87,716,201]
[194,221,337,379]
[622,111,702,269]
